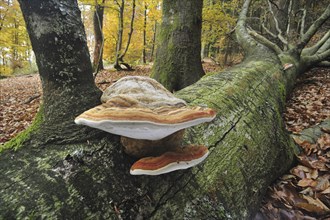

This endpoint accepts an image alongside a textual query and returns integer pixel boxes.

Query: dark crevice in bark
[209,115,243,150]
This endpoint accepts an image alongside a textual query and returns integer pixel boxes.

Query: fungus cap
[75,104,216,140]
[101,76,186,108]
[75,76,216,140]
[130,145,209,175]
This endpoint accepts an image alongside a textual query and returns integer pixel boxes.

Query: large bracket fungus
[75,76,216,175]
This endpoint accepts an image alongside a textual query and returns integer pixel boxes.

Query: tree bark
[10,0,102,145]
[150,20,157,62]
[114,0,135,71]
[114,0,124,69]
[142,2,147,64]
[151,0,205,92]
[92,0,105,73]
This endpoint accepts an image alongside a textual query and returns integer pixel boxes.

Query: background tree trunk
[151,0,205,92]
[150,20,157,62]
[114,0,124,70]
[92,0,105,73]
[114,0,135,71]
[142,2,147,64]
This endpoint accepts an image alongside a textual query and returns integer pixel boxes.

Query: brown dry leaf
[318,134,330,151]
[297,155,317,170]
[296,202,327,214]
[291,167,306,179]
[302,195,330,212]
[310,160,327,171]
[298,178,318,188]
[300,187,314,196]
[281,174,296,181]
[321,187,330,194]
[314,176,330,192]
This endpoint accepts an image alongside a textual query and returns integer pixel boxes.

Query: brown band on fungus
[130,145,209,175]
[75,105,216,124]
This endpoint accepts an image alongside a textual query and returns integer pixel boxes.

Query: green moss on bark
[151,0,204,91]
[1,106,44,153]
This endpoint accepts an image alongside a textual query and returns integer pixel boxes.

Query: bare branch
[297,4,330,51]
[317,38,330,53]
[261,22,277,38]
[267,0,288,46]
[248,28,282,54]
[236,0,254,51]
[304,49,330,65]
[299,9,306,38]
[114,0,121,8]
[285,0,293,36]
[119,0,136,61]
[316,61,330,67]
[302,31,330,55]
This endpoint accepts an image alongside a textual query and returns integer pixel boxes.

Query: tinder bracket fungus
[75,76,216,175]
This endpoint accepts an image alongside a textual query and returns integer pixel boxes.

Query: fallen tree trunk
[0,0,300,219]
[0,48,298,220]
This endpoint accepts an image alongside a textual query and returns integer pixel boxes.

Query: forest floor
[0,64,329,218]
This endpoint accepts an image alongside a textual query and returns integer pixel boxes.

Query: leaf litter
[255,67,330,220]
[0,65,329,219]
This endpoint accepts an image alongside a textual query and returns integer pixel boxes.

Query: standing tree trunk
[150,20,157,62]
[114,0,124,70]
[1,0,329,219]
[8,0,102,146]
[92,0,105,73]
[142,2,147,64]
[114,0,135,71]
[151,0,205,92]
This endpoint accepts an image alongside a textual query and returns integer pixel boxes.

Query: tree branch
[316,60,330,67]
[247,28,282,54]
[297,4,330,51]
[317,37,330,53]
[236,0,255,53]
[304,49,330,65]
[302,31,330,55]
[118,0,136,61]
[285,0,293,36]
[299,8,306,38]
[261,22,277,38]
[267,0,288,46]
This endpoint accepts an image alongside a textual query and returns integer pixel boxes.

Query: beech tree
[1,0,329,219]
[151,0,205,91]
[113,0,136,70]
[92,0,105,73]
[3,0,102,146]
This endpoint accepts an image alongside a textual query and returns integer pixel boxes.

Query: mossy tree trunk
[11,0,102,145]
[151,0,205,92]
[1,0,329,219]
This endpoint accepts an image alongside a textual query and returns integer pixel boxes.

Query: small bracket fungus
[130,145,209,175]
[74,76,216,175]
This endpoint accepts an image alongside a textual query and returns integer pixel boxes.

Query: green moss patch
[0,106,44,153]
